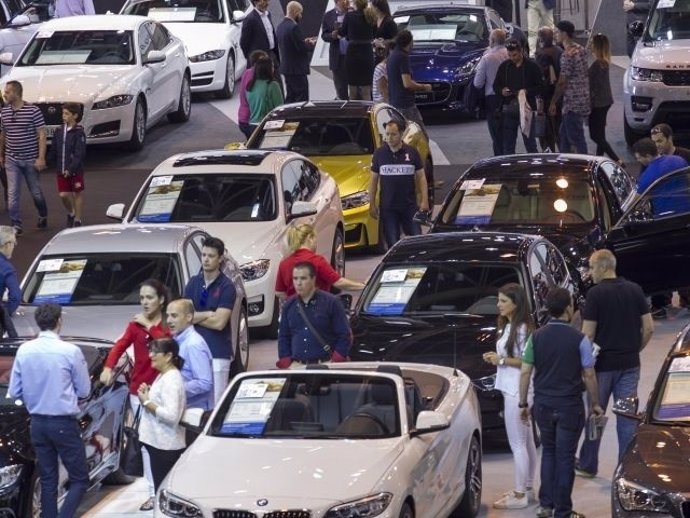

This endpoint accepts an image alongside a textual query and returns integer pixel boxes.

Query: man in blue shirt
[9,303,90,518]
[167,298,214,410]
[184,236,236,404]
[0,226,20,336]
[277,261,351,368]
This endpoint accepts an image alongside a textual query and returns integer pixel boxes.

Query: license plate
[415,92,432,102]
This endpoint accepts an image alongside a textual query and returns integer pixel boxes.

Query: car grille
[213,512,257,518]
[415,81,451,104]
[35,103,83,126]
[681,500,690,518]
[662,70,690,86]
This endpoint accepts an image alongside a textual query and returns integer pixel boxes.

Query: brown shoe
[139,497,155,511]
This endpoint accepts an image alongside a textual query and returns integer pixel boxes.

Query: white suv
[624,0,690,145]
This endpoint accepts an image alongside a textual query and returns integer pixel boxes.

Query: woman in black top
[371,0,398,64]
[339,0,375,100]
[588,34,622,164]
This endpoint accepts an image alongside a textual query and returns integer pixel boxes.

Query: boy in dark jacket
[47,102,86,227]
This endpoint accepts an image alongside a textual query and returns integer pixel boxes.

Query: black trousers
[588,105,620,162]
[284,74,309,103]
[144,443,185,491]
[332,59,348,100]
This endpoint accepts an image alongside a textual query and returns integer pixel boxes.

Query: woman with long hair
[246,56,284,130]
[137,338,186,492]
[483,283,538,509]
[339,0,375,100]
[588,34,622,164]
[371,0,397,64]
[100,279,170,511]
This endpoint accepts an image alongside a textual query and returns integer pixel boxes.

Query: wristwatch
[499,357,506,366]
[518,402,529,408]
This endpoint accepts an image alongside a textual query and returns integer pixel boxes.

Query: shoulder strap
[295,300,332,354]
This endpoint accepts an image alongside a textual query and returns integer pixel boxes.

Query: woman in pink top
[238,50,268,139]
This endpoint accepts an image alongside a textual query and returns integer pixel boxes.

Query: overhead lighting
[556,178,569,189]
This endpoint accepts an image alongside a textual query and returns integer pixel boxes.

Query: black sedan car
[427,154,690,296]
[611,327,690,517]
[349,231,581,432]
[0,337,130,517]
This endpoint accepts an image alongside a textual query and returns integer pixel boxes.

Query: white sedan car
[0,15,191,150]
[120,0,249,97]
[106,149,345,336]
[160,363,483,518]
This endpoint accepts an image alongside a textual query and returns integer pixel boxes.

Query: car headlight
[615,477,671,513]
[189,49,226,62]
[325,493,393,518]
[239,258,271,281]
[0,464,22,490]
[457,56,481,77]
[92,95,134,110]
[471,373,496,392]
[341,191,370,210]
[630,67,663,82]
[158,490,203,517]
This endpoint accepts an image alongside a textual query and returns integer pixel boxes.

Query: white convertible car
[162,363,483,518]
[120,0,250,97]
[0,15,191,149]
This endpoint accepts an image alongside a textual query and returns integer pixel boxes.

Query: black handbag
[121,406,143,477]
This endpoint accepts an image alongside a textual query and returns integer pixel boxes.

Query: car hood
[634,41,690,70]
[311,155,371,198]
[4,65,137,104]
[619,423,690,493]
[167,436,404,501]
[409,42,485,82]
[13,305,137,341]
[164,23,227,57]
[350,313,496,379]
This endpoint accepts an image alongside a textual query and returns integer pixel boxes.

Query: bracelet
[499,357,506,366]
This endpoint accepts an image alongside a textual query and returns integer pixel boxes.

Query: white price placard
[37,259,64,272]
[150,176,173,187]
[460,179,485,190]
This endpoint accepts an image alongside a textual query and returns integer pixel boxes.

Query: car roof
[37,224,202,256]
[150,149,303,175]
[383,231,539,264]
[394,2,488,14]
[263,100,381,120]
[466,153,602,177]
[39,14,149,31]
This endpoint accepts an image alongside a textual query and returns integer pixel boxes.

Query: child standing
[48,102,86,227]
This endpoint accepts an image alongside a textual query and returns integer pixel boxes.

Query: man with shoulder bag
[276,261,351,369]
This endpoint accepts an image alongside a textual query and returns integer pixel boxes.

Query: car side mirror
[225,141,247,150]
[628,20,645,39]
[612,396,643,420]
[231,9,246,23]
[144,50,166,64]
[0,52,14,66]
[9,14,30,27]
[180,407,212,432]
[106,203,125,221]
[413,209,432,226]
[288,200,318,221]
[410,410,450,437]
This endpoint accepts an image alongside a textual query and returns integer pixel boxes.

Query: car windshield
[361,263,521,316]
[133,174,277,222]
[250,118,374,156]
[0,353,17,405]
[18,30,136,66]
[645,0,690,41]
[652,356,690,424]
[394,12,487,42]
[123,0,225,23]
[22,253,182,305]
[437,172,595,227]
[211,373,401,438]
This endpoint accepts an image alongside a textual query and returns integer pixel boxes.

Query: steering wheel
[563,209,587,222]
[348,412,390,435]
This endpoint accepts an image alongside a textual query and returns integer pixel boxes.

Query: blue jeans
[30,415,89,518]
[501,111,538,155]
[559,111,588,154]
[381,205,420,249]
[578,367,640,474]
[6,156,47,227]
[534,401,585,518]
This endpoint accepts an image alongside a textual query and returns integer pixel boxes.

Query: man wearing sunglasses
[184,236,236,404]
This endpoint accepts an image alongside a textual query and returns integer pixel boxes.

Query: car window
[77,344,105,376]
[124,0,225,23]
[282,161,309,206]
[652,357,690,423]
[134,174,277,223]
[393,11,488,42]
[138,23,154,57]
[151,23,171,50]
[18,30,136,66]
[184,237,202,277]
[22,254,182,305]
[624,170,690,223]
[211,373,401,438]
[288,160,320,199]
[252,118,374,155]
[599,161,634,206]
[545,244,567,286]
[361,263,522,316]
[228,0,247,13]
[645,1,690,42]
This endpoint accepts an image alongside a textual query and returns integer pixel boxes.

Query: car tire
[452,435,482,518]
[168,73,192,123]
[230,307,249,377]
[127,98,146,151]
[371,219,388,255]
[399,502,414,518]
[330,228,346,277]
[624,115,641,147]
[216,52,235,99]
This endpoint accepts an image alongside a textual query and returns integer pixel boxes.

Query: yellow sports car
[242,101,433,252]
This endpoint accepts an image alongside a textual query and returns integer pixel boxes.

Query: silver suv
[624,0,690,145]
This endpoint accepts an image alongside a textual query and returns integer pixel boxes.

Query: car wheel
[216,52,235,99]
[127,98,146,151]
[399,502,414,518]
[330,228,345,277]
[425,157,434,209]
[103,401,136,485]
[168,73,191,123]
[452,435,482,518]
[371,219,388,255]
[230,307,249,377]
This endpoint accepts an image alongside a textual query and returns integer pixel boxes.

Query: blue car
[393,3,519,114]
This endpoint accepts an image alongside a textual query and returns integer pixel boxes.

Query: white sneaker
[493,492,529,509]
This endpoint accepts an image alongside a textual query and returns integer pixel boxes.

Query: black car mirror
[612,396,643,420]
[413,210,432,226]
[628,20,645,39]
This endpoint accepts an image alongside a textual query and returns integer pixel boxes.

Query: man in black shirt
[575,249,653,478]
[493,38,545,154]
[651,123,690,164]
